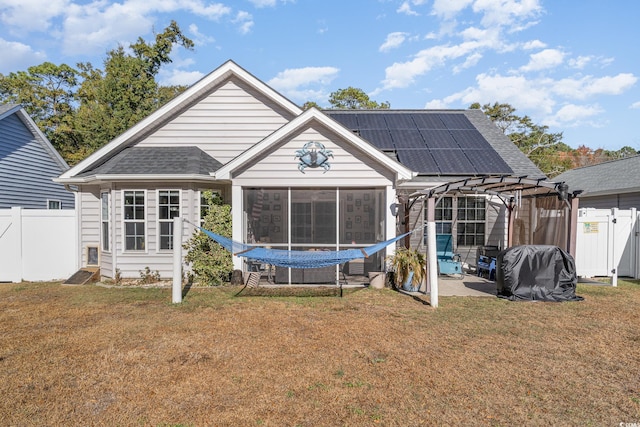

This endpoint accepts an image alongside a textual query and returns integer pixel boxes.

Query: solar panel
[355,113,387,129]
[437,113,475,130]
[390,129,427,149]
[358,129,395,149]
[429,149,475,174]
[396,149,438,173]
[419,130,458,149]
[449,130,489,149]
[327,112,358,129]
[383,114,416,129]
[466,149,513,174]
[410,113,446,129]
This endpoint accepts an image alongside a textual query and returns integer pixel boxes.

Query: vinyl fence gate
[575,208,639,283]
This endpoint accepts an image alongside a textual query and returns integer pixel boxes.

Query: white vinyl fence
[0,207,77,282]
[575,208,639,282]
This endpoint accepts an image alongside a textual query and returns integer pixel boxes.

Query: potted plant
[387,247,426,292]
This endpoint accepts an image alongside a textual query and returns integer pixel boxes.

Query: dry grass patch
[1,280,639,426]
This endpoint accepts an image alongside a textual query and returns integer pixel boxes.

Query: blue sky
[1,0,638,151]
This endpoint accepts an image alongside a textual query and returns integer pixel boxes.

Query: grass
[1,280,639,426]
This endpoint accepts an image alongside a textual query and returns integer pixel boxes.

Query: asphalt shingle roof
[555,155,640,195]
[78,146,223,177]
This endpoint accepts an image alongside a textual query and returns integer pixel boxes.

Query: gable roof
[213,107,415,181]
[555,155,640,197]
[0,104,69,172]
[326,109,544,179]
[58,60,302,181]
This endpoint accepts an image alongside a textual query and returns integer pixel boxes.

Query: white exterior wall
[232,126,395,187]
[0,207,77,282]
[138,78,292,164]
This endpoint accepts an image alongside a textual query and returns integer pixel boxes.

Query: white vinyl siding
[79,188,101,268]
[233,126,395,187]
[137,78,292,164]
[0,112,74,209]
[123,190,146,251]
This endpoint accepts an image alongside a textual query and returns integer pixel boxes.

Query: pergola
[407,175,581,307]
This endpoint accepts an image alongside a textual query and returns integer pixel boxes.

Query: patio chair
[436,234,463,277]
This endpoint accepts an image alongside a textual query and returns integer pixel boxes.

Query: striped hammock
[198,227,412,269]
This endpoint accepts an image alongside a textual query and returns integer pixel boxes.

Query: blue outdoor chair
[435,234,463,277]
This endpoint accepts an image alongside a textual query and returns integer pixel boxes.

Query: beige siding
[79,186,100,268]
[104,183,228,279]
[138,78,292,165]
[233,126,395,187]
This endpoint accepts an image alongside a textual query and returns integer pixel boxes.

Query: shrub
[183,192,233,286]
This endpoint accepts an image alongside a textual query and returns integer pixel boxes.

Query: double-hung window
[124,190,145,251]
[158,190,180,250]
[457,197,486,246]
[101,192,110,252]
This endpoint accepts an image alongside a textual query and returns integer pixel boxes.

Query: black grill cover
[496,245,583,302]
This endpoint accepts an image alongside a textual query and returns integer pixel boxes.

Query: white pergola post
[426,197,438,308]
[172,216,183,303]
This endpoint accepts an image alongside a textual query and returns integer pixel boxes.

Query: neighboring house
[0,104,74,209]
[55,60,544,281]
[555,155,640,209]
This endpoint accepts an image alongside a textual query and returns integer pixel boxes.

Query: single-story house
[55,60,547,283]
[555,155,640,209]
[1,104,74,209]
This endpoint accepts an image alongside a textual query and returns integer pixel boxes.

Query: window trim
[157,189,181,252]
[100,191,111,253]
[456,196,487,247]
[198,189,220,225]
[122,189,147,253]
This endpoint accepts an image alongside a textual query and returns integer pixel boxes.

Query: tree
[183,192,233,285]
[471,102,572,177]
[328,87,390,109]
[0,62,80,155]
[73,20,193,158]
[302,101,321,110]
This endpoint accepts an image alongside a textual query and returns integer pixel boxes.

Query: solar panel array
[327,112,513,175]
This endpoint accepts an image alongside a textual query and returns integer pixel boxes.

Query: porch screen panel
[243,188,288,244]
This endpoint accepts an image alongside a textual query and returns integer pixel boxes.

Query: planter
[368,271,386,289]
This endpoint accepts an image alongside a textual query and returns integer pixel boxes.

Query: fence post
[172,216,183,303]
[12,207,23,283]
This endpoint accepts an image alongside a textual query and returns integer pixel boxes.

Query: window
[123,190,145,251]
[424,197,453,245]
[47,200,61,210]
[100,192,110,252]
[158,190,180,250]
[457,197,485,246]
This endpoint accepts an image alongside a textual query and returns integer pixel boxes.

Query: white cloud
[188,24,215,46]
[0,0,70,32]
[546,103,603,126]
[431,0,473,19]
[631,101,640,109]
[521,39,546,50]
[520,48,565,72]
[568,55,592,69]
[553,73,638,100]
[397,1,419,16]
[233,11,254,34]
[424,98,450,109]
[473,0,543,30]
[268,66,339,89]
[158,68,205,86]
[379,32,409,52]
[0,38,47,73]
[453,52,482,73]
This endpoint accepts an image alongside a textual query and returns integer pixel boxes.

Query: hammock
[197,226,412,269]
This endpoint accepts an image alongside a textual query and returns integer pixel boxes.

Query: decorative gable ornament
[294,141,333,173]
